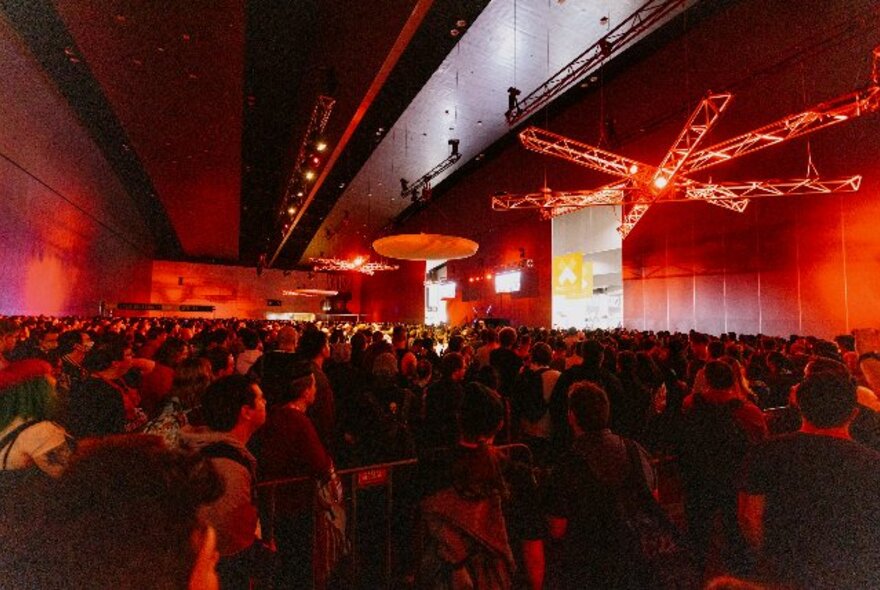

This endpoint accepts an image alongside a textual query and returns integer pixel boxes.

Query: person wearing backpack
[180,374,267,590]
[677,360,767,578]
[512,342,559,466]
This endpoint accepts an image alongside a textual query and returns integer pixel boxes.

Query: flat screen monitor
[495,271,521,294]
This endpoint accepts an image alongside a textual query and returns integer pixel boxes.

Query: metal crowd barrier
[255,444,534,590]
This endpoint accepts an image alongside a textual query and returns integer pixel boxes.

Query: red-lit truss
[494,47,880,238]
[310,256,398,276]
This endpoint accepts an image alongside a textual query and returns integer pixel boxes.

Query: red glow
[485,273,493,280]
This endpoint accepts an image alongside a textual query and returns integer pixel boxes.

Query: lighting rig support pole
[493,45,880,237]
[400,139,461,203]
[505,0,687,125]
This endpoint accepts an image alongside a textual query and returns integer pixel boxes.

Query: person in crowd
[234,328,262,376]
[137,325,167,360]
[297,328,336,449]
[257,362,342,590]
[67,334,146,438]
[140,336,189,418]
[511,342,559,465]
[544,381,659,589]
[475,328,499,369]
[0,434,224,589]
[248,325,299,405]
[55,329,92,391]
[363,351,418,461]
[181,375,267,590]
[490,326,523,399]
[678,360,766,576]
[417,382,543,590]
[739,369,880,589]
[143,357,214,447]
[0,319,20,370]
[422,352,466,449]
[550,339,624,451]
[0,359,73,483]
[614,350,653,440]
[205,347,235,380]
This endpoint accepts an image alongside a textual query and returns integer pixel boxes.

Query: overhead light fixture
[304,170,316,181]
[401,139,463,203]
[310,256,398,275]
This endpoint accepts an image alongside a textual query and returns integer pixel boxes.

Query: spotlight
[653,176,668,189]
[352,256,365,267]
[629,164,639,174]
[296,191,304,197]
[304,170,316,181]
[400,178,409,191]
[310,155,321,166]
[315,140,328,152]
[448,138,460,156]
[287,206,297,215]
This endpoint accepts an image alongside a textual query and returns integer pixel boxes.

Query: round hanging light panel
[372,233,479,261]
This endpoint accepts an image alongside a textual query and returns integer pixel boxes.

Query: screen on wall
[494,271,522,293]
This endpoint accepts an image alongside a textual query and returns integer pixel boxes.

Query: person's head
[440,352,465,381]
[297,329,330,361]
[154,337,189,368]
[0,435,223,589]
[276,326,298,351]
[581,339,604,368]
[568,381,610,433]
[57,330,92,359]
[238,328,260,351]
[617,350,637,374]
[498,327,517,349]
[707,340,725,360]
[812,339,842,362]
[459,381,505,442]
[203,347,234,378]
[171,357,214,409]
[201,374,266,437]
[0,318,19,354]
[38,327,61,353]
[416,359,433,382]
[83,333,132,375]
[400,352,418,378]
[530,342,552,367]
[704,360,735,392]
[447,334,465,353]
[277,362,316,406]
[795,370,857,429]
[372,352,398,379]
[481,328,498,345]
[206,328,229,350]
[0,360,57,431]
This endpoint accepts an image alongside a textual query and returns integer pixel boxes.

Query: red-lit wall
[148,260,360,320]
[384,0,880,337]
[358,260,426,324]
[0,19,153,316]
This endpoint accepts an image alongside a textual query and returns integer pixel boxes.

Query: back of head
[239,328,260,351]
[204,346,233,376]
[459,381,504,441]
[796,370,857,428]
[83,333,129,373]
[171,357,213,409]
[498,327,517,348]
[2,435,222,589]
[569,381,610,432]
[530,342,552,366]
[708,340,725,360]
[297,328,328,359]
[372,352,398,378]
[276,361,315,405]
[276,326,298,350]
[581,339,604,367]
[201,374,256,432]
[704,360,735,391]
[440,352,464,380]
[447,334,465,353]
[154,336,187,367]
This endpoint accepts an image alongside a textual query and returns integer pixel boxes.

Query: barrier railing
[256,444,534,589]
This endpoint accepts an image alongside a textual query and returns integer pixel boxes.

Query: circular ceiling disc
[372,233,479,261]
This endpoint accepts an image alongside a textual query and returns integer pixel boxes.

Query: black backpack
[0,421,45,497]
[678,397,749,492]
[513,368,551,423]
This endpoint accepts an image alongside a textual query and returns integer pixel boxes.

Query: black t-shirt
[742,433,880,589]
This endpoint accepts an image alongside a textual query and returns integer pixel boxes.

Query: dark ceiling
[0,0,706,267]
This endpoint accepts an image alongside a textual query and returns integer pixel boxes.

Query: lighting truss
[505,0,687,125]
[495,46,880,238]
[401,139,461,202]
[272,95,336,234]
[310,257,399,276]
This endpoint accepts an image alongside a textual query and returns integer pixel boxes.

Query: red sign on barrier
[356,468,389,488]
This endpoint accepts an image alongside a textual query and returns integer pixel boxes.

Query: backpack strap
[200,442,257,502]
[0,420,40,469]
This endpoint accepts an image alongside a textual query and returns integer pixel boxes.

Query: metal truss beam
[519,127,649,178]
[401,151,462,202]
[505,0,687,125]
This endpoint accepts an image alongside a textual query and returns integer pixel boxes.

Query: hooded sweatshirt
[180,425,259,556]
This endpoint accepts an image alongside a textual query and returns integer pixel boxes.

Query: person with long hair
[143,357,213,447]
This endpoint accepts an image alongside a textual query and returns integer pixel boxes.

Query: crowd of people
[1,314,879,589]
